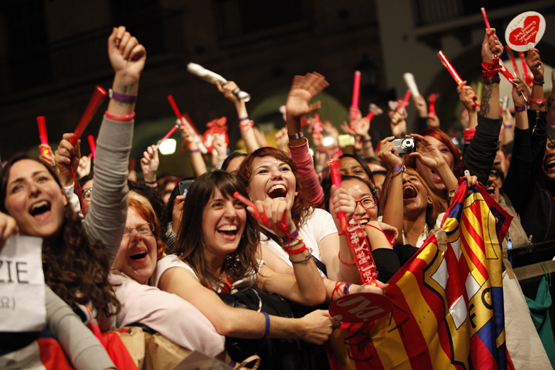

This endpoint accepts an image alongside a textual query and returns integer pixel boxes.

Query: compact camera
[391,137,415,155]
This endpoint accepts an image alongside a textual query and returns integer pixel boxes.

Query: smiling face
[415,136,455,194]
[342,179,378,224]
[543,139,555,180]
[247,156,297,209]
[113,207,158,284]
[4,159,67,239]
[339,157,371,183]
[201,188,247,260]
[402,172,431,215]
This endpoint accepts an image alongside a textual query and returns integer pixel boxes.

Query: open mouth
[403,185,418,200]
[130,251,148,260]
[29,200,51,217]
[486,186,496,195]
[430,170,441,181]
[267,184,287,199]
[545,159,555,172]
[218,225,238,239]
[357,218,369,226]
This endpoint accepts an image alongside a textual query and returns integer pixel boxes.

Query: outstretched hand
[248,198,295,238]
[140,145,159,183]
[330,185,356,222]
[285,72,329,120]
[481,28,503,63]
[54,133,82,187]
[457,82,479,113]
[216,81,242,105]
[408,133,447,171]
[377,137,402,168]
[526,48,544,78]
[108,26,146,81]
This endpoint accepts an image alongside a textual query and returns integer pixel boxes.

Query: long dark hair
[380,166,444,230]
[236,147,315,228]
[173,171,260,290]
[0,153,119,318]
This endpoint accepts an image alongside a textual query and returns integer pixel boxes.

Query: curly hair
[0,153,119,319]
[380,166,444,230]
[236,147,315,228]
[173,171,261,290]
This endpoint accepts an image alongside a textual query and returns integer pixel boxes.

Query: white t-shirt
[260,208,337,273]
[152,254,259,294]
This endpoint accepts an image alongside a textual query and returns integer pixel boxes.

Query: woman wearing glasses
[110,197,226,360]
[323,175,401,282]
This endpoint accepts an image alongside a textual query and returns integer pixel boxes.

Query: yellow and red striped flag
[329,181,514,369]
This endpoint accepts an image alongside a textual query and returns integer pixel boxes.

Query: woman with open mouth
[404,128,462,210]
[152,171,381,368]
[237,147,362,284]
[322,174,401,282]
[378,137,445,263]
[0,26,144,368]
[111,197,227,361]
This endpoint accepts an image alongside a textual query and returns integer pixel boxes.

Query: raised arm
[378,137,404,244]
[179,123,208,176]
[285,73,329,208]
[217,81,259,154]
[526,48,545,113]
[462,28,503,184]
[457,82,478,130]
[479,28,503,119]
[409,133,458,203]
[84,26,146,266]
[140,144,159,188]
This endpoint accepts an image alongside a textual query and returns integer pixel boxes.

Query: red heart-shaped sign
[509,15,540,46]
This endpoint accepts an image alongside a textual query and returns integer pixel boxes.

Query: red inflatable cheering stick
[70,86,107,146]
[329,158,347,234]
[37,116,52,157]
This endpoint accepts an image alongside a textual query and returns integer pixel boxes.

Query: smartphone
[391,137,415,155]
[177,178,195,196]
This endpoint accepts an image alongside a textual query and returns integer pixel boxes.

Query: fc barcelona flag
[330,182,515,369]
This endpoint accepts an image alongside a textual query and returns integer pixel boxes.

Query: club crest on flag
[329,181,514,370]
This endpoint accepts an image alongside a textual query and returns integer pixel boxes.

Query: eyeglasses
[123,223,155,237]
[355,197,376,210]
[82,188,92,200]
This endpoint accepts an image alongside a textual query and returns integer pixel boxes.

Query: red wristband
[105,111,135,121]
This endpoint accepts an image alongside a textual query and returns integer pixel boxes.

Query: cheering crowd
[0,23,554,370]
